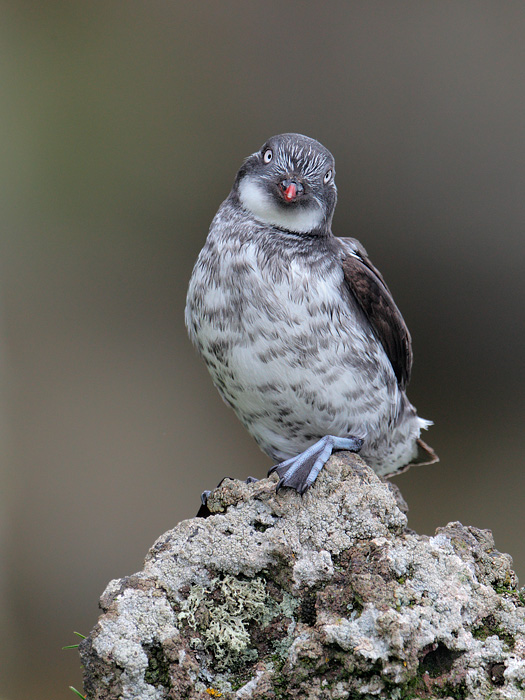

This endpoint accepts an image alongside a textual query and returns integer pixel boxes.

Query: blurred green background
[1,2,524,698]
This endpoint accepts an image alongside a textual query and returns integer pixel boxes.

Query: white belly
[187,243,404,462]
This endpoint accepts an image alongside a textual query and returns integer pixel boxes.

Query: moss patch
[473,614,515,649]
[143,643,171,690]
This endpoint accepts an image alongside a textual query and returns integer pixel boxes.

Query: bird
[185,133,437,498]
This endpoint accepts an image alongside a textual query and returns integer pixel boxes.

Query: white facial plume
[238,176,324,234]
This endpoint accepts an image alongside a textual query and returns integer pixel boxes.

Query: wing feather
[340,237,412,389]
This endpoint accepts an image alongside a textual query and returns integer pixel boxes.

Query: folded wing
[340,237,413,389]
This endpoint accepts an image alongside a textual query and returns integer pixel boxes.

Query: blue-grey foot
[196,476,259,518]
[268,435,363,494]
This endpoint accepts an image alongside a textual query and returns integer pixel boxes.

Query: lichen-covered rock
[79,454,525,699]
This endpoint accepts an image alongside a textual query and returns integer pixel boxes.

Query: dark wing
[339,237,413,389]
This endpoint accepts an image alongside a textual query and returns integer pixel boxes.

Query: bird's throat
[238,178,323,234]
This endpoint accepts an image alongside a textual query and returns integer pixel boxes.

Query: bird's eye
[323,169,333,184]
[263,149,273,163]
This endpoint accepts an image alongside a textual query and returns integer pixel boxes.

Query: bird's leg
[268,435,363,494]
[196,475,259,518]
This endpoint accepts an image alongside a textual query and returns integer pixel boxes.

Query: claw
[269,435,363,494]
[196,475,259,518]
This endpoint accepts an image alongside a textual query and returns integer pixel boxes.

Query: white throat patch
[238,177,324,233]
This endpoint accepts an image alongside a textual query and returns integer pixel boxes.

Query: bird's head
[234,133,337,234]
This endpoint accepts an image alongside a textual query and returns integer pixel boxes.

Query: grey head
[233,133,337,234]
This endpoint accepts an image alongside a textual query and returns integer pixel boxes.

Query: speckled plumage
[185,134,436,484]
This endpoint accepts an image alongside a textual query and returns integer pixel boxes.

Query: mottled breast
[186,201,399,459]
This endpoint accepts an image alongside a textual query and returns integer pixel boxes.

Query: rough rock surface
[80,454,525,699]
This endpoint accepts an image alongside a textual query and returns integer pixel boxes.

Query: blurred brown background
[1,2,524,698]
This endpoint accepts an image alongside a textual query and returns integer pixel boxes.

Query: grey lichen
[79,453,525,700]
[178,575,268,667]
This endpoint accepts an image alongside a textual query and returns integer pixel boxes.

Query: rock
[79,453,525,699]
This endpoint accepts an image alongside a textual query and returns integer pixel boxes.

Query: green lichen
[272,634,296,662]
[279,591,300,619]
[177,575,268,668]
